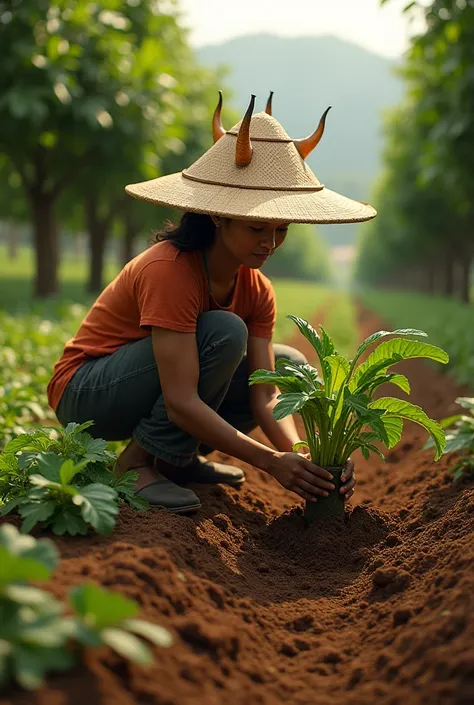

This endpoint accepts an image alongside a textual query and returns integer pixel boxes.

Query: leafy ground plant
[0,524,173,692]
[425,397,474,482]
[0,422,147,536]
[250,316,449,520]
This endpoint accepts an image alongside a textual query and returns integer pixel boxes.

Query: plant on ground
[425,397,474,482]
[0,422,148,536]
[250,316,448,519]
[0,524,173,692]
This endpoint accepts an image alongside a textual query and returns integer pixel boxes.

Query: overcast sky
[177,0,421,58]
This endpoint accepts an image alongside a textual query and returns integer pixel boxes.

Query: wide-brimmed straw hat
[125,93,376,224]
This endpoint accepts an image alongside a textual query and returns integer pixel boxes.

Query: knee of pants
[197,310,248,363]
[274,343,308,367]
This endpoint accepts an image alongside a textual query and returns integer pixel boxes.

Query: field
[1,254,474,704]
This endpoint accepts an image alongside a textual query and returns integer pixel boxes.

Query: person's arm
[247,335,303,452]
[151,326,335,502]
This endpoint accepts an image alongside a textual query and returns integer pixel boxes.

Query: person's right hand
[267,452,336,502]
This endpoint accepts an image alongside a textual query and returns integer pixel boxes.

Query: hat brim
[125,172,376,224]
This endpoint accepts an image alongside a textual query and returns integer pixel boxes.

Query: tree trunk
[459,253,472,304]
[443,251,455,296]
[86,196,109,294]
[7,223,20,259]
[29,190,60,297]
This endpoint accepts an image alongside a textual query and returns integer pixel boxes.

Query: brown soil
[2,304,474,705]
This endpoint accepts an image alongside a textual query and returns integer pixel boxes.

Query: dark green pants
[56,311,306,466]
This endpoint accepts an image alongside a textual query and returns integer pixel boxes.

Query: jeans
[56,311,306,467]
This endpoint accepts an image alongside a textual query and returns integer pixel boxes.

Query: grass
[358,289,474,386]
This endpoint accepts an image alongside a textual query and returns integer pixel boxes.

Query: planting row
[358,290,474,386]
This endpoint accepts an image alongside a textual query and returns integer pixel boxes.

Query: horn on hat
[265,91,274,116]
[235,94,256,167]
[294,106,331,160]
[212,90,226,143]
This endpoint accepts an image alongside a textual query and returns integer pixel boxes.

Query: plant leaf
[59,458,89,486]
[51,507,88,536]
[323,354,350,395]
[370,397,446,460]
[19,500,57,534]
[101,627,153,666]
[353,338,449,391]
[273,393,311,421]
[122,619,174,647]
[456,397,474,412]
[69,583,139,629]
[73,484,118,535]
[287,316,334,363]
[352,329,427,365]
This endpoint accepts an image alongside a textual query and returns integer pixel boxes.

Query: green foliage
[0,524,173,691]
[0,422,148,536]
[425,397,474,482]
[356,0,474,300]
[250,317,448,483]
[357,290,474,386]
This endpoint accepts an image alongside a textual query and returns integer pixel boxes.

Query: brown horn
[212,90,226,143]
[235,94,255,167]
[265,91,274,116]
[294,106,332,159]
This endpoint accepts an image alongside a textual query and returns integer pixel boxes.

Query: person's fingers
[293,486,318,503]
[343,488,355,502]
[301,458,334,481]
[341,458,354,482]
[296,477,330,497]
[297,467,335,492]
[340,477,356,494]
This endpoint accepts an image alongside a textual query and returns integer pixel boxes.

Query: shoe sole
[149,502,202,514]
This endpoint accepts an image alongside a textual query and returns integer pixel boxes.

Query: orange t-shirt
[47,240,276,412]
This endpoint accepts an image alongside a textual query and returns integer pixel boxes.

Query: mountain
[197,34,404,246]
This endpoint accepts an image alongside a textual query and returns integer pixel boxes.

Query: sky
[177,0,422,58]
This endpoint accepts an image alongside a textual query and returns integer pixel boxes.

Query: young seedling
[0,524,173,692]
[425,397,474,482]
[0,422,148,536]
[250,316,448,522]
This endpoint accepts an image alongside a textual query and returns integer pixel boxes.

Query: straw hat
[125,93,376,224]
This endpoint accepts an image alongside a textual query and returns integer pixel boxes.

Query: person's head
[155,212,290,269]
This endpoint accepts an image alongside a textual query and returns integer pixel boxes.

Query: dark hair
[153,212,216,251]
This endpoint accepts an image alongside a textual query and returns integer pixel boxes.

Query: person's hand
[267,452,336,502]
[340,458,356,503]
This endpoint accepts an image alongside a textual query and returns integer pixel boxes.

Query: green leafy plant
[0,422,148,536]
[0,524,173,692]
[425,397,474,481]
[250,316,448,520]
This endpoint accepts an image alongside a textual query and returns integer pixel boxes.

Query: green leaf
[323,354,350,395]
[51,508,88,536]
[273,393,311,421]
[383,374,411,394]
[12,645,74,691]
[69,583,139,629]
[122,619,174,648]
[62,421,95,436]
[292,441,309,453]
[248,369,302,390]
[370,397,446,460]
[456,397,474,412]
[73,483,118,535]
[353,338,448,390]
[59,458,89,486]
[79,436,110,462]
[0,524,58,578]
[101,627,153,666]
[36,453,62,482]
[344,393,369,414]
[352,329,427,365]
[287,316,334,363]
[19,500,56,534]
[111,471,149,511]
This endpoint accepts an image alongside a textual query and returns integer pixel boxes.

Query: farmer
[47,93,376,514]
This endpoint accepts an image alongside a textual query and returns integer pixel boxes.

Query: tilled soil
[2,305,474,705]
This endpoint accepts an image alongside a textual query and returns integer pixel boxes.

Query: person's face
[212,217,290,269]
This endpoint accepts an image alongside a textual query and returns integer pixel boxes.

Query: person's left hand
[340,458,356,502]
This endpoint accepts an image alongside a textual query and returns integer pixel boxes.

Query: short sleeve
[246,275,276,339]
[134,260,203,332]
